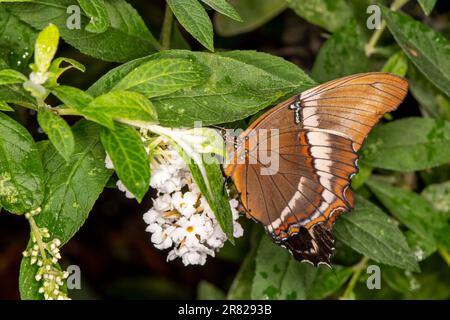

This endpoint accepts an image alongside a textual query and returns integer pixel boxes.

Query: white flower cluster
[23,209,70,300]
[105,135,244,266]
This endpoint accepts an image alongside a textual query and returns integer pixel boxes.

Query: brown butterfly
[225,72,408,266]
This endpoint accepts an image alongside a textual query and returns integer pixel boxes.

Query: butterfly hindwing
[226,72,408,265]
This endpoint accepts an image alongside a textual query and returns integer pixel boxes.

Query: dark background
[0,0,448,299]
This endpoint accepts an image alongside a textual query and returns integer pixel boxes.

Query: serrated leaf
[19,120,111,300]
[200,0,242,22]
[306,266,352,300]
[4,0,159,63]
[382,7,450,98]
[0,84,35,108]
[0,112,44,214]
[312,20,370,82]
[167,0,214,51]
[408,64,449,120]
[333,195,419,272]
[421,181,450,218]
[77,0,110,33]
[34,23,59,73]
[100,124,149,202]
[47,57,85,88]
[35,120,111,243]
[251,237,350,299]
[286,0,353,32]
[91,50,315,127]
[214,0,287,37]
[417,0,437,15]
[361,117,450,171]
[382,51,408,77]
[37,108,74,162]
[113,58,208,98]
[52,85,93,111]
[0,9,36,72]
[83,90,158,129]
[0,69,27,85]
[367,178,450,250]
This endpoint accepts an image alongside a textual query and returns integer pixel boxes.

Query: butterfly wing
[226,72,408,265]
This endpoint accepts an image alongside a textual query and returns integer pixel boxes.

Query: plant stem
[27,215,47,261]
[365,0,410,57]
[160,4,174,51]
[56,108,81,116]
[439,248,450,267]
[341,256,370,299]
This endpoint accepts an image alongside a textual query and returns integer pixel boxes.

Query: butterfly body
[225,72,408,265]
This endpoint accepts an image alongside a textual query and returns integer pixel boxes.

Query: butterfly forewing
[226,72,408,265]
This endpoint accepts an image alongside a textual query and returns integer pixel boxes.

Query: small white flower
[116,180,136,199]
[152,194,172,212]
[105,154,114,170]
[171,191,197,218]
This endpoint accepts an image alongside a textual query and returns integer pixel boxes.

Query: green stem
[56,108,81,116]
[365,0,410,57]
[27,215,47,261]
[439,248,450,267]
[341,256,370,299]
[160,4,174,51]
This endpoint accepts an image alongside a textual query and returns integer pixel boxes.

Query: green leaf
[306,266,353,300]
[0,69,27,85]
[0,84,35,107]
[113,58,208,98]
[19,258,66,300]
[312,20,370,83]
[333,195,419,272]
[4,0,159,63]
[286,0,353,32]
[77,0,110,33]
[408,64,450,120]
[167,0,214,52]
[251,237,350,299]
[367,178,450,250]
[382,51,408,77]
[47,57,86,88]
[405,231,437,262]
[152,50,316,126]
[34,23,59,73]
[421,181,450,218]
[417,0,437,15]
[214,0,287,37]
[88,50,316,127]
[0,9,36,72]
[382,7,450,98]
[197,281,226,300]
[361,117,450,171]
[0,112,44,214]
[19,120,111,300]
[0,101,14,111]
[227,244,257,299]
[37,108,75,162]
[83,90,158,129]
[52,85,93,111]
[35,120,112,243]
[200,0,242,22]
[100,124,149,202]
[191,154,235,242]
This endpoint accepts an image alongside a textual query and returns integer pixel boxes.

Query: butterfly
[225,72,408,266]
